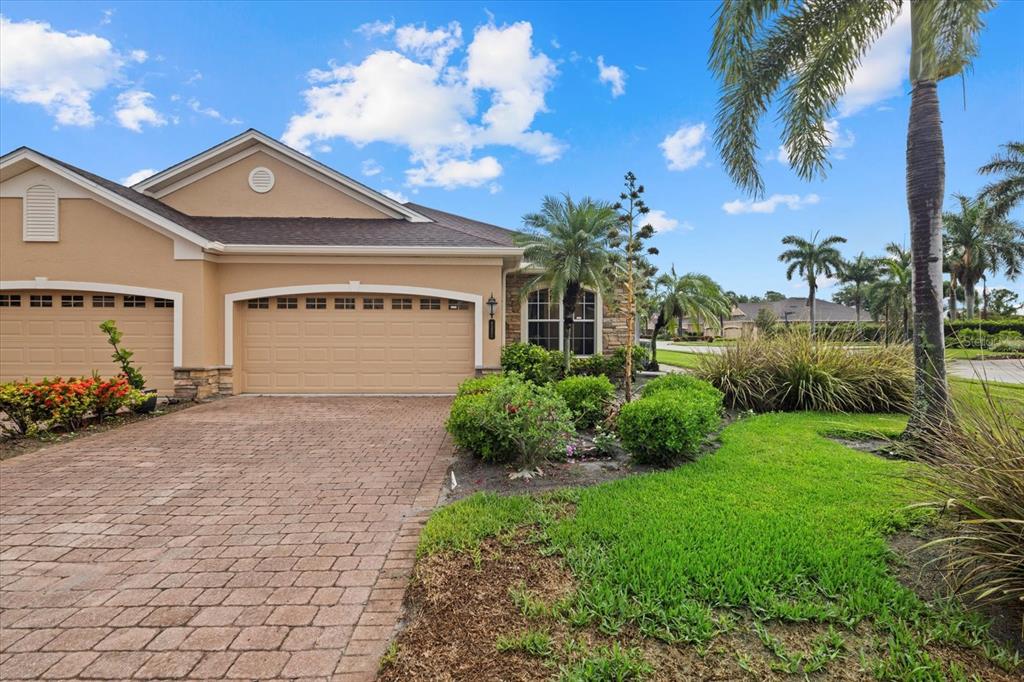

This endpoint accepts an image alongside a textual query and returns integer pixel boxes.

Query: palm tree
[944,194,1024,319]
[871,242,913,342]
[711,2,993,430]
[839,252,881,325]
[648,268,731,369]
[978,141,1024,220]
[516,194,617,372]
[778,232,847,336]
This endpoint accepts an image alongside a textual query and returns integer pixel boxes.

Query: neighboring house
[0,130,628,398]
[733,298,859,326]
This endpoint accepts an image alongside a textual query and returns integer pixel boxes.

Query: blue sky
[2,1,1022,299]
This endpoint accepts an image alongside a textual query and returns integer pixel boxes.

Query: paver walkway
[948,358,1024,384]
[0,396,454,681]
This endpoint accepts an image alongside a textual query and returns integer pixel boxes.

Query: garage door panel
[0,290,174,393]
[239,293,474,393]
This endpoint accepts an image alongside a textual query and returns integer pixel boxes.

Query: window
[526,289,559,350]
[247,297,269,309]
[92,295,115,308]
[61,294,84,308]
[30,294,52,308]
[276,297,298,309]
[363,297,384,310]
[0,294,21,307]
[124,295,146,308]
[305,296,327,310]
[154,298,174,308]
[571,291,596,356]
[448,300,469,311]
[392,298,412,310]
[23,184,58,242]
[420,297,441,310]
[334,297,355,310]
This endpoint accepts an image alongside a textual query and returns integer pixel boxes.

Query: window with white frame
[526,288,597,355]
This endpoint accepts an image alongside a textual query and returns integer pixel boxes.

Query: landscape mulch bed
[378,534,1019,681]
[0,399,197,461]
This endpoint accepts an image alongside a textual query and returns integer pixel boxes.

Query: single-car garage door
[239,293,474,393]
[0,290,175,394]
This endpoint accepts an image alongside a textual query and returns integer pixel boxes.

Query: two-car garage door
[238,293,474,393]
[0,290,174,394]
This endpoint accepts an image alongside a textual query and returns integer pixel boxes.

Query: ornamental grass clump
[695,329,913,413]
[902,387,1024,629]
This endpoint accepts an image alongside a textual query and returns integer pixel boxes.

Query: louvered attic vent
[248,166,275,193]
[23,184,59,242]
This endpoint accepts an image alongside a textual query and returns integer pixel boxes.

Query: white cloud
[188,98,241,125]
[722,193,821,215]
[120,168,157,186]
[644,209,681,233]
[838,7,910,117]
[596,55,626,97]
[129,49,148,63]
[660,123,707,171]
[114,90,166,132]
[361,159,383,176]
[776,118,856,163]
[356,19,395,39]
[185,70,203,85]
[406,156,502,190]
[284,20,561,189]
[100,9,114,26]
[381,188,409,203]
[395,21,462,69]
[0,16,126,126]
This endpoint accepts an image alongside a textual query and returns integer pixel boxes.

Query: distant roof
[2,146,520,250]
[735,298,858,322]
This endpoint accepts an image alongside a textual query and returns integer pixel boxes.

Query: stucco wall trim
[0,279,184,367]
[224,283,484,369]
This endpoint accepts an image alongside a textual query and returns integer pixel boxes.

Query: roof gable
[133,129,430,222]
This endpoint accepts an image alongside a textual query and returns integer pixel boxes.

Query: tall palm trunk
[948,273,958,320]
[807,283,817,337]
[905,76,951,432]
[981,276,989,319]
[561,284,580,373]
[855,284,862,325]
[963,277,976,319]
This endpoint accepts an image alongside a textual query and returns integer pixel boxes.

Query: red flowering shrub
[0,376,145,435]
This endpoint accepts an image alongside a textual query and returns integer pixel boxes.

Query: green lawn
[653,348,704,369]
[421,410,1020,679]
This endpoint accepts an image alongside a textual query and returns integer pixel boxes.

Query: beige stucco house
[0,130,627,398]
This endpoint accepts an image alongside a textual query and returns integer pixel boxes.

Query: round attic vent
[248,166,275,193]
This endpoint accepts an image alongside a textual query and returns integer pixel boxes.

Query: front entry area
[237,292,475,393]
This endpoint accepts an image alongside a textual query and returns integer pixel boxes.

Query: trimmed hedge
[617,388,722,466]
[555,375,615,428]
[455,373,506,397]
[500,343,564,384]
[640,374,722,401]
[947,318,1024,335]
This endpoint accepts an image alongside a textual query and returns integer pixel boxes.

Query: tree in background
[839,252,881,325]
[711,0,994,431]
[648,268,731,369]
[764,290,786,302]
[608,172,658,401]
[979,141,1024,220]
[516,194,617,373]
[869,243,913,342]
[988,288,1021,317]
[778,232,847,336]
[754,307,779,338]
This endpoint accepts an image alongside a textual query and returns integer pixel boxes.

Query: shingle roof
[14,147,521,249]
[735,298,859,322]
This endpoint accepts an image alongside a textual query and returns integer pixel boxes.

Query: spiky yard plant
[711,0,995,433]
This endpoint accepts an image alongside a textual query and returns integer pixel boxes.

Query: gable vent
[248,166,275,193]
[23,184,59,242]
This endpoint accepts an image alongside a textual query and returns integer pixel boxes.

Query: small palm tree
[978,141,1024,220]
[839,252,881,325]
[515,194,617,372]
[648,268,731,369]
[778,232,847,336]
[711,1,994,430]
[871,243,913,342]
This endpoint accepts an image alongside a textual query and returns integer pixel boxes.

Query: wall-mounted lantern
[487,293,497,340]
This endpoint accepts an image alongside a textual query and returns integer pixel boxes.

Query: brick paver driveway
[0,396,453,680]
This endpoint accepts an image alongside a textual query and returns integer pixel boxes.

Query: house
[733,298,860,326]
[0,130,628,398]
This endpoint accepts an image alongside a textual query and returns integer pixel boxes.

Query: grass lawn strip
[391,411,1021,680]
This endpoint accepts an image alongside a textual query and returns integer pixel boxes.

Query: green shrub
[616,390,722,466]
[996,329,1023,341]
[99,320,147,390]
[640,374,720,401]
[570,345,648,382]
[0,376,145,436]
[695,330,913,413]
[0,381,48,436]
[555,375,615,429]
[947,318,1024,336]
[446,374,575,468]
[455,373,506,397]
[989,338,1024,354]
[501,342,563,384]
[948,327,990,349]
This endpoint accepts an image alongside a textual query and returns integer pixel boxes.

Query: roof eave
[207,243,525,257]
